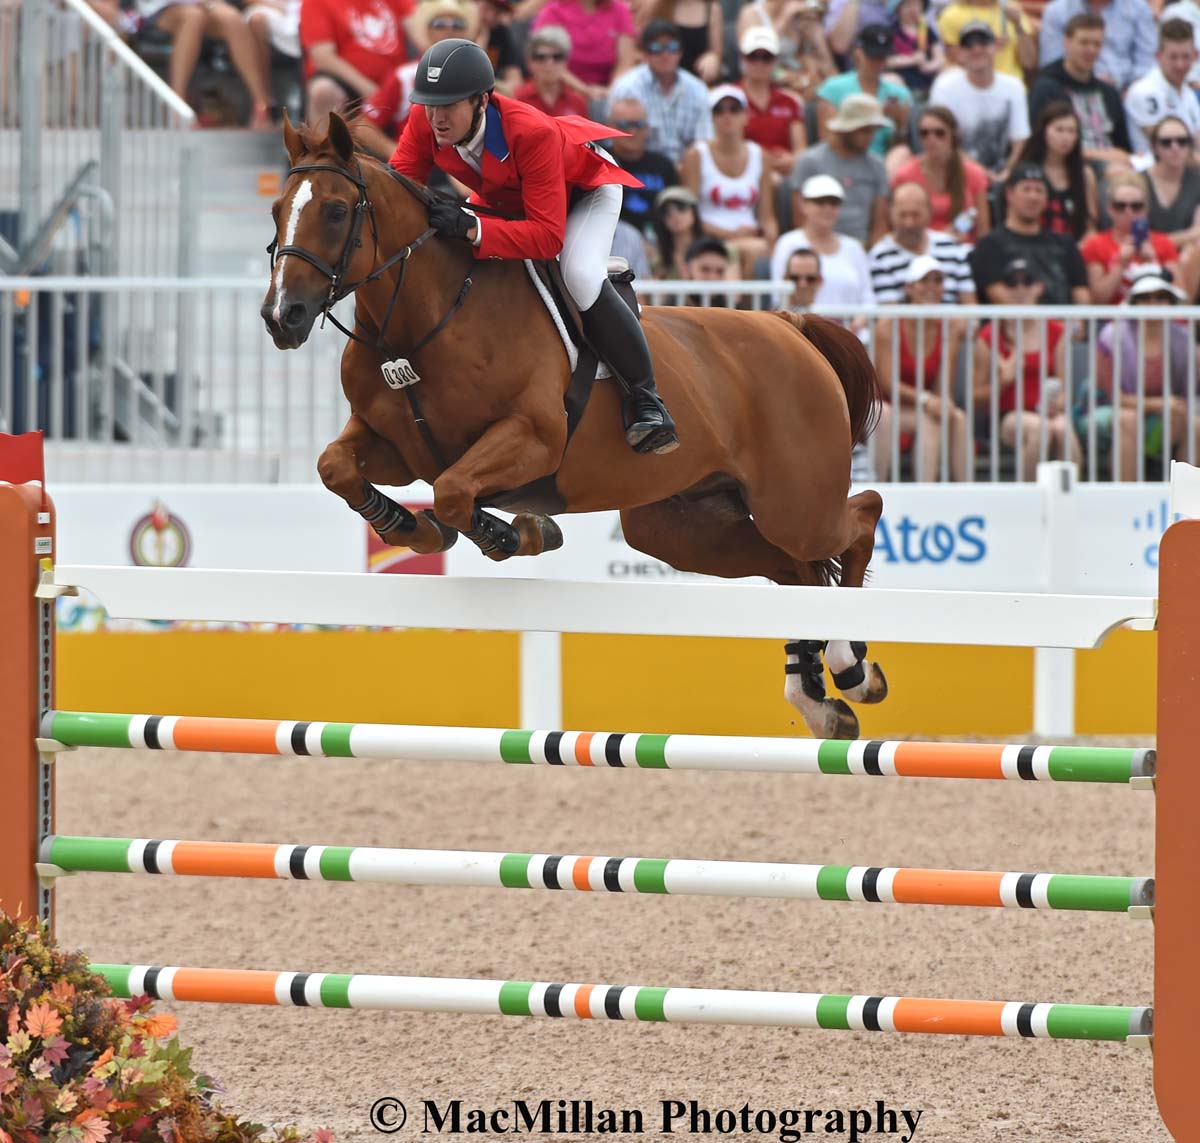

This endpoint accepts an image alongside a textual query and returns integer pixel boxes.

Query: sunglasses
[807,196,842,207]
[531,51,566,62]
[713,101,744,114]
[1004,275,1034,287]
[646,39,682,53]
[430,17,467,28]
[1109,200,1146,212]
[614,118,648,130]
[916,272,945,283]
[788,273,820,283]
[744,50,776,61]
[918,125,948,139]
[960,34,992,47]
[1156,135,1191,148]
[1135,292,1176,302]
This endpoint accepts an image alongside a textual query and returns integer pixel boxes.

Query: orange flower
[138,1013,177,1039]
[24,1001,63,1039]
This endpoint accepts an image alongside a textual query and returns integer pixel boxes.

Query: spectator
[142,0,275,123]
[973,261,1081,479]
[738,0,837,101]
[1124,19,1200,157]
[791,93,890,247]
[1159,0,1200,86]
[1014,101,1097,241]
[640,0,723,81]
[652,185,704,277]
[359,0,472,146]
[1146,116,1200,262]
[873,254,971,481]
[1028,14,1131,168]
[783,246,824,308]
[301,0,412,122]
[771,174,876,307]
[1037,0,1156,90]
[816,25,912,159]
[869,182,977,301]
[1089,268,1198,479]
[611,218,654,279]
[737,27,807,178]
[244,0,301,94]
[822,0,891,57]
[515,25,590,116]
[682,85,778,277]
[890,106,991,242]
[683,235,735,306]
[608,20,712,163]
[477,0,525,90]
[969,162,1091,303]
[927,22,1029,179]
[886,0,944,98]
[531,0,635,91]
[1080,171,1181,304]
[936,0,1035,81]
[608,97,679,236]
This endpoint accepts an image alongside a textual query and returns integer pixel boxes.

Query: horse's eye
[329,202,348,223]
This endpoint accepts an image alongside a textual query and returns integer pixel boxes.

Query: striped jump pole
[90,964,1152,1042]
[42,711,1156,784]
[41,835,1154,914]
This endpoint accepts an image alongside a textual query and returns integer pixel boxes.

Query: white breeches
[561,179,623,311]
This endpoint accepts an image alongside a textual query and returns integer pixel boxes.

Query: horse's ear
[328,112,355,164]
[282,109,304,164]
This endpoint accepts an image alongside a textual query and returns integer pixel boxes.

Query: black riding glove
[428,200,476,241]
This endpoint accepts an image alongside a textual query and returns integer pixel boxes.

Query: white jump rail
[49,565,1156,648]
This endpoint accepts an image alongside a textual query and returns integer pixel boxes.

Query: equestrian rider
[389,38,679,455]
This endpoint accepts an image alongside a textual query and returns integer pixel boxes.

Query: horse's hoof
[513,513,563,556]
[419,509,458,552]
[840,662,888,705]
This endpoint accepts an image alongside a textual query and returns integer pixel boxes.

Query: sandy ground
[53,738,1164,1143]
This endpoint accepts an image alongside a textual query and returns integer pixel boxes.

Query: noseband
[267,158,469,359]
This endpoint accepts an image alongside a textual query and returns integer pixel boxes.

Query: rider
[389,38,679,455]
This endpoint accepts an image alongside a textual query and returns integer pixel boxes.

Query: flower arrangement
[0,913,330,1143]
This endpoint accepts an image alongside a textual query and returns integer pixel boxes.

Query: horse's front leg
[317,413,457,555]
[432,413,564,561]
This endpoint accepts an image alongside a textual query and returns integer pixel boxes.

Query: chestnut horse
[260,113,886,738]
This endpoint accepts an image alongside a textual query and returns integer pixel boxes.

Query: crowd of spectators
[96,0,1200,479]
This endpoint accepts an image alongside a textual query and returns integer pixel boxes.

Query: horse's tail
[776,311,882,447]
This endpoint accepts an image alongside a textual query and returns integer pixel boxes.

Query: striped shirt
[868,231,975,303]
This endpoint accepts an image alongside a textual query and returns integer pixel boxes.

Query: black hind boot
[580,280,679,455]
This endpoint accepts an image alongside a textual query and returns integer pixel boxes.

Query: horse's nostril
[282,302,308,331]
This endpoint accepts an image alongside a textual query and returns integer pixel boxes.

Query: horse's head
[261,112,375,349]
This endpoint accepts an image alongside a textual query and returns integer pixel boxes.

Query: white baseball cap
[905,253,943,284]
[801,174,845,200]
[739,25,780,55]
[708,83,748,110]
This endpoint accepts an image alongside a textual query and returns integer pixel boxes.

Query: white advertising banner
[51,478,1176,597]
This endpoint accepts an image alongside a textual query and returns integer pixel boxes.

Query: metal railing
[1,0,197,278]
[2,277,1196,485]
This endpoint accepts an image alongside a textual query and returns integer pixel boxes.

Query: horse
[260,112,887,739]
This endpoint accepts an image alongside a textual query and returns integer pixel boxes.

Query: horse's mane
[293,110,397,166]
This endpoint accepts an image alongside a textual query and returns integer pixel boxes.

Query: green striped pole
[42,835,1153,913]
[90,964,1152,1042]
[42,711,1155,784]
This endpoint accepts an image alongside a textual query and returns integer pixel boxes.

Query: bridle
[266,157,473,361]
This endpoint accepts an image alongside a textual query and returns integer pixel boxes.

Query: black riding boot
[580,280,679,455]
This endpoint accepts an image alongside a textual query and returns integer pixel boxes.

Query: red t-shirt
[513,80,589,119]
[980,321,1065,412]
[1078,229,1181,304]
[890,157,990,239]
[299,0,412,85]
[739,84,803,154]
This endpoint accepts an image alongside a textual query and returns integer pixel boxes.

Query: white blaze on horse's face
[271,177,314,322]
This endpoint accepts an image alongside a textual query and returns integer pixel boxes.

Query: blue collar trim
[483,102,509,162]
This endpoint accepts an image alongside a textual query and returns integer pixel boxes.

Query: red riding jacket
[389,93,642,261]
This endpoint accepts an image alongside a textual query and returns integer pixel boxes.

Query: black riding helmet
[410,39,496,106]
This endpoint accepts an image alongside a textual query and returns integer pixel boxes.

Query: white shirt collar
[455,111,488,167]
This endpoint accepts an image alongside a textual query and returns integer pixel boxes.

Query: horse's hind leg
[621,493,858,739]
[317,413,457,554]
[823,490,888,706]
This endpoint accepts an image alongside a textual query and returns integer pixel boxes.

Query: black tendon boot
[580,280,680,454]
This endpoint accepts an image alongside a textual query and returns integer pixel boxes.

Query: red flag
[0,431,47,507]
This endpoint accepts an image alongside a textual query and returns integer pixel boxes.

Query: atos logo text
[874,514,987,565]
[1132,500,1182,568]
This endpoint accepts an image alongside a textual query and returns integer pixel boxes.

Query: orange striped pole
[1155,519,1200,1143]
[0,477,55,924]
